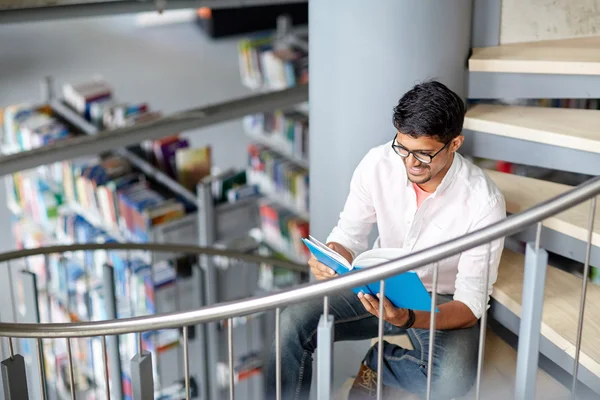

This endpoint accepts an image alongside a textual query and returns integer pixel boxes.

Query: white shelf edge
[247,170,309,220]
[244,128,309,169]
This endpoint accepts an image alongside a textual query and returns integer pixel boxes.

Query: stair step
[335,328,566,399]
[494,248,600,379]
[486,170,600,246]
[465,104,600,154]
[469,36,600,75]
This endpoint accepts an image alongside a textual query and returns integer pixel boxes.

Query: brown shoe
[347,363,378,399]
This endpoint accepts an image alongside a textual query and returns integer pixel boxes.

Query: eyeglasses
[391,137,451,164]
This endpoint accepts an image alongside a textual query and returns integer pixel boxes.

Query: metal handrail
[0,242,307,273]
[1,174,600,338]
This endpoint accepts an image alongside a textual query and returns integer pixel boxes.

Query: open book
[302,236,438,312]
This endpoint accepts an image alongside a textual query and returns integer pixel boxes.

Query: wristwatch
[399,309,415,329]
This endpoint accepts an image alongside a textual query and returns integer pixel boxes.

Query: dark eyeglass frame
[391,137,451,164]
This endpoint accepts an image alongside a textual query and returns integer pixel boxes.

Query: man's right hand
[309,255,336,280]
[309,242,353,281]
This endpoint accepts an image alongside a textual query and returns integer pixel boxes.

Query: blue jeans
[266,291,480,400]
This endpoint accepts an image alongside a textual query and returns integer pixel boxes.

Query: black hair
[392,80,465,143]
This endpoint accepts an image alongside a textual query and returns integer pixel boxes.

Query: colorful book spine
[247,144,309,215]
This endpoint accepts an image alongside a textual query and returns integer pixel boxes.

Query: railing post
[131,347,154,400]
[515,240,548,400]
[317,296,334,400]
[197,181,219,400]
[2,349,29,400]
[102,264,123,398]
[572,197,596,397]
[18,271,45,400]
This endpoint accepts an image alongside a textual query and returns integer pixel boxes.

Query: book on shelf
[61,154,187,242]
[247,144,309,216]
[62,77,112,119]
[216,352,263,389]
[60,77,226,205]
[302,236,438,312]
[207,168,256,205]
[153,135,190,179]
[2,92,199,244]
[175,145,212,191]
[243,108,309,161]
[259,202,309,264]
[2,103,73,152]
[238,32,308,90]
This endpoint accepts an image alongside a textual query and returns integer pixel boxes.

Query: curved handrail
[0,242,308,273]
[1,175,600,338]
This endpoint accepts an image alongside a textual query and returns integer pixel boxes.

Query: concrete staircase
[464,35,600,397]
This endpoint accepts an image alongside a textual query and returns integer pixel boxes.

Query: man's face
[394,133,456,185]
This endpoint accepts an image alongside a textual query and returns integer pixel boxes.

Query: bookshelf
[1,56,311,396]
[244,126,309,169]
[50,99,198,205]
[196,175,308,400]
[1,82,209,399]
[172,22,312,400]
[238,20,311,268]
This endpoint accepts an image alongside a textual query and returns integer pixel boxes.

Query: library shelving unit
[176,18,311,400]
[2,82,207,399]
[2,74,311,400]
[196,176,309,400]
[238,16,311,266]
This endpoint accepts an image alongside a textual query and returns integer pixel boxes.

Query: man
[266,81,506,399]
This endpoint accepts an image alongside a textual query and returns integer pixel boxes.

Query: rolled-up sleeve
[453,195,506,319]
[325,152,377,259]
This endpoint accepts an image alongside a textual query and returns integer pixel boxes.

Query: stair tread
[465,104,600,153]
[336,328,566,399]
[494,248,600,377]
[469,36,600,75]
[487,170,600,246]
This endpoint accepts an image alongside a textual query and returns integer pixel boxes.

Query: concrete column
[309,0,473,242]
[308,0,473,391]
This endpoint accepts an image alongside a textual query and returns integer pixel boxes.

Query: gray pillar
[309,0,473,242]
[309,0,473,391]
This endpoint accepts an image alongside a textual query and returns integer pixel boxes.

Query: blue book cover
[301,237,371,296]
[302,236,438,312]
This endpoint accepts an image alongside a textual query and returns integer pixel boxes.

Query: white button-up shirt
[326,141,506,319]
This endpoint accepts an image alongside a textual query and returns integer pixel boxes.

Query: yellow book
[175,146,212,192]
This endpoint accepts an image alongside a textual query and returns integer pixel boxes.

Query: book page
[352,248,409,269]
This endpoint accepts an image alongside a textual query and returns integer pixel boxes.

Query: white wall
[501,0,600,43]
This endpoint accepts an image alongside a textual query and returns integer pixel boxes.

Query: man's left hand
[358,292,409,327]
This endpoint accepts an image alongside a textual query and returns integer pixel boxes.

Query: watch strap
[400,309,415,330]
